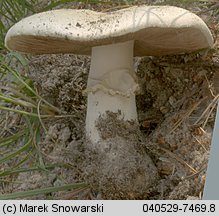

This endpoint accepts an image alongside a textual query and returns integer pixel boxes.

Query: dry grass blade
[101,4,130,12]
[169,98,206,134]
[192,134,208,152]
[197,2,219,15]
[183,163,208,180]
[159,146,198,174]
[202,95,219,128]
[194,94,219,126]
[59,187,90,199]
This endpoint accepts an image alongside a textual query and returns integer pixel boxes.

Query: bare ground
[1,1,219,199]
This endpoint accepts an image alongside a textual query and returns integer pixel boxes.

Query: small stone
[168,96,177,108]
[160,106,169,114]
[187,196,200,200]
[157,157,175,176]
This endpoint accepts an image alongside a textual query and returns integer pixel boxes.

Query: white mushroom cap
[5,5,213,56]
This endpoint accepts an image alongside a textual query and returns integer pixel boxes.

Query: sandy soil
[1,1,219,199]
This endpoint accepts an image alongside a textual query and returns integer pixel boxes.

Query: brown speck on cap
[5,6,213,56]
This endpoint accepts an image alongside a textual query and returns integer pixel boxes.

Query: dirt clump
[28,53,89,114]
[136,53,218,199]
[78,111,159,199]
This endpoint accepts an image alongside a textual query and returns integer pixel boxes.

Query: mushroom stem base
[83,113,159,199]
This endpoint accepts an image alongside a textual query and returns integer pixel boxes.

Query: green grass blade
[0,138,32,164]
[0,129,27,147]
[7,52,28,68]
[5,65,60,113]
[0,164,63,177]
[43,0,111,11]
[0,94,36,108]
[0,182,87,200]
[0,105,53,118]
[0,86,38,106]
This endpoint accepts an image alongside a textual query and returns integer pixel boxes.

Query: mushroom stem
[85,40,138,143]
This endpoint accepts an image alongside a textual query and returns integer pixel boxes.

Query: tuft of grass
[0,0,37,49]
[0,0,91,199]
[0,182,87,200]
[154,0,210,6]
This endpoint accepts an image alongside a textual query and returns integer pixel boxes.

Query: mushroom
[5,5,213,199]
